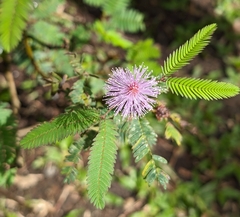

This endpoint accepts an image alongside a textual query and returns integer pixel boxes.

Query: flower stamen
[128,82,139,95]
[104,65,161,118]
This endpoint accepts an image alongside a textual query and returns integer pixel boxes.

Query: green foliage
[128,118,169,188]
[110,9,144,32]
[84,0,145,33]
[94,21,133,49]
[69,79,91,105]
[102,0,129,15]
[128,118,157,162]
[32,0,63,19]
[20,107,100,148]
[0,103,17,187]
[127,39,161,62]
[31,49,74,76]
[215,0,240,22]
[167,77,240,100]
[161,23,217,76]
[0,0,32,52]
[70,25,91,49]
[83,0,105,7]
[161,23,240,100]
[126,39,162,74]
[30,20,66,46]
[87,119,118,209]
[142,159,169,188]
[7,0,239,213]
[62,139,85,184]
[165,122,182,145]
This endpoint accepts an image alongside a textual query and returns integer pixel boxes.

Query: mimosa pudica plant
[20,23,240,209]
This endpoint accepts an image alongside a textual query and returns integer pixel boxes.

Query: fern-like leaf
[20,107,100,149]
[32,0,61,19]
[167,77,240,100]
[142,159,169,189]
[161,23,217,76]
[128,118,157,162]
[165,122,182,145]
[83,0,105,7]
[62,139,84,184]
[102,0,130,15]
[87,119,118,209]
[69,79,92,106]
[30,20,66,46]
[110,9,145,32]
[0,0,31,52]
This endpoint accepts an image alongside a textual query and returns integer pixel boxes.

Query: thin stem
[2,52,20,114]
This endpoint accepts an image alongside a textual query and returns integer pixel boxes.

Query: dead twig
[0,187,29,208]
[2,52,21,114]
[53,185,74,215]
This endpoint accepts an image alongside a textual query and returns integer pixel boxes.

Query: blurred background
[0,0,240,216]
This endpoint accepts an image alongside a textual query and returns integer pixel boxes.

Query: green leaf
[69,80,86,104]
[110,9,145,33]
[126,38,160,62]
[50,50,74,76]
[157,171,170,189]
[62,139,85,184]
[167,77,240,100]
[0,104,17,187]
[94,21,133,49]
[152,154,168,164]
[83,0,106,7]
[165,122,182,146]
[30,20,66,46]
[33,0,63,19]
[142,160,170,188]
[20,107,100,149]
[0,105,12,125]
[0,0,31,52]
[161,23,217,76]
[127,118,170,188]
[142,160,154,178]
[65,140,83,163]
[87,119,118,209]
[128,118,157,162]
[102,0,130,15]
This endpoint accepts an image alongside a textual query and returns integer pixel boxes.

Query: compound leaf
[110,9,145,32]
[87,119,118,209]
[83,0,105,7]
[165,122,182,146]
[128,118,157,162]
[20,107,100,149]
[142,159,170,188]
[0,0,31,52]
[62,139,85,184]
[161,23,217,76]
[167,77,240,100]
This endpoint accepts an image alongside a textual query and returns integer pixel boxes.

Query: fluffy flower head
[105,65,160,118]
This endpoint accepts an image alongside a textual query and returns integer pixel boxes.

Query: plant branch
[23,35,51,82]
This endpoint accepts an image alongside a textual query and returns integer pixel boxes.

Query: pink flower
[105,65,160,118]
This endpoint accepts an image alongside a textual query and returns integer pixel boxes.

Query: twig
[53,185,74,214]
[23,35,51,82]
[2,52,20,114]
[0,187,30,208]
